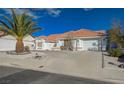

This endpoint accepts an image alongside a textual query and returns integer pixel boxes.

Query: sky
[0,8,124,37]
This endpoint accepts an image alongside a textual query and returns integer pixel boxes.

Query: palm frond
[31,27,42,33]
[0,9,43,39]
[0,20,10,29]
[11,9,18,22]
[3,16,14,28]
[7,29,18,38]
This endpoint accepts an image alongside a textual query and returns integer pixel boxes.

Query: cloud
[32,8,62,17]
[83,8,94,11]
[44,8,62,17]
[2,8,39,19]
[2,8,62,18]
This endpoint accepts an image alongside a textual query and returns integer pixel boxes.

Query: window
[76,39,79,43]
[37,42,42,48]
[92,42,97,46]
[54,43,57,47]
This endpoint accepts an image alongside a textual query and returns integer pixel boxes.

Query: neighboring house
[35,29,107,51]
[35,36,55,50]
[35,35,60,50]
[0,31,35,51]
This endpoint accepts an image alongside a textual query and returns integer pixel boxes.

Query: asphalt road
[0,66,111,84]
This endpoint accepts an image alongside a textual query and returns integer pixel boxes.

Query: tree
[108,19,124,49]
[64,32,74,51]
[0,9,42,53]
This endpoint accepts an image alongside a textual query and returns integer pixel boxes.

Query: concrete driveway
[0,66,110,84]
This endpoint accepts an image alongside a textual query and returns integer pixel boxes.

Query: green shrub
[108,48,122,57]
[24,46,30,52]
[115,49,122,57]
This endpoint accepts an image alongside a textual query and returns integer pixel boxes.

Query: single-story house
[35,36,55,50]
[0,31,35,51]
[35,29,107,51]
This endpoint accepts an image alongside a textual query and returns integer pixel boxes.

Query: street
[0,66,111,84]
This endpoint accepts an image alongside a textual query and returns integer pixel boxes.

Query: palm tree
[0,9,42,53]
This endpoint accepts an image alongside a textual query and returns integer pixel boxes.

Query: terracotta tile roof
[39,29,105,42]
[39,36,47,40]
[64,29,105,37]
[47,34,65,42]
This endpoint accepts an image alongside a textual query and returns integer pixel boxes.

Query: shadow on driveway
[0,66,112,84]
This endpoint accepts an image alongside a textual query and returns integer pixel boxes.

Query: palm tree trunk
[16,39,24,53]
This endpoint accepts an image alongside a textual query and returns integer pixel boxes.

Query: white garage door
[83,39,99,51]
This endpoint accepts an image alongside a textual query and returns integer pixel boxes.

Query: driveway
[0,66,110,84]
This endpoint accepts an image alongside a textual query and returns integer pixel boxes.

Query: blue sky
[0,8,124,36]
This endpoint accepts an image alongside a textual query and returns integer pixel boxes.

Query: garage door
[83,39,98,51]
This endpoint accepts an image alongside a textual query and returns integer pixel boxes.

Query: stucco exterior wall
[0,35,35,51]
[57,38,104,51]
[57,40,64,47]
[35,37,107,51]
[35,38,56,50]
